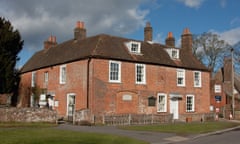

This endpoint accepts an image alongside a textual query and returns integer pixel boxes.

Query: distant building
[19,21,211,122]
[211,58,240,118]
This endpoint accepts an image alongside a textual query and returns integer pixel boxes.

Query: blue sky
[0,0,239,68]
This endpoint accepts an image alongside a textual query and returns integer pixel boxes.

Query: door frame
[67,93,76,121]
[170,97,179,119]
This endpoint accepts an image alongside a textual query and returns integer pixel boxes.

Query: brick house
[211,58,240,118]
[19,21,211,122]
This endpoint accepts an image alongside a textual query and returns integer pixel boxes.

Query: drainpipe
[87,58,91,109]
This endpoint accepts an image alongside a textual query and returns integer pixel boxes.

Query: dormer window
[126,41,141,54]
[171,49,179,59]
[166,48,179,59]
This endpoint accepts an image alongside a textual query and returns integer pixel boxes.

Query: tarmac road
[56,124,196,144]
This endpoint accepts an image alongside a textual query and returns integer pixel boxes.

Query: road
[175,128,240,144]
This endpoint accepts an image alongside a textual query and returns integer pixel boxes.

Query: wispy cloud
[177,0,205,9]
[220,27,240,46]
[220,0,227,8]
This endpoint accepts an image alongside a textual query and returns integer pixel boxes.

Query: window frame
[194,71,202,87]
[186,95,195,112]
[157,93,167,112]
[60,65,66,84]
[31,71,36,87]
[171,49,179,59]
[135,63,146,84]
[177,69,185,87]
[109,61,121,83]
[44,71,49,83]
[127,41,141,54]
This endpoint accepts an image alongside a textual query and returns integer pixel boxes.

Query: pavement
[56,120,240,144]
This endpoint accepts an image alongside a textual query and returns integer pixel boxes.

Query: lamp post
[231,48,235,119]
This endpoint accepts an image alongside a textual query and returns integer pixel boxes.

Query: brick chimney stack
[165,32,175,47]
[144,22,152,42]
[44,35,57,50]
[181,28,193,53]
[74,21,86,40]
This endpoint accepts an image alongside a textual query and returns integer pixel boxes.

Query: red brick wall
[90,59,210,116]
[20,60,89,116]
[20,58,211,118]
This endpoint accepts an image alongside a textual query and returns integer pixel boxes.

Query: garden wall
[0,107,57,123]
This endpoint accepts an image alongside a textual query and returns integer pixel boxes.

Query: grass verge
[119,121,240,135]
[0,123,147,144]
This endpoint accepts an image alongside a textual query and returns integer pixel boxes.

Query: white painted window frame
[194,71,202,87]
[109,61,121,83]
[135,63,146,84]
[177,69,185,87]
[186,95,195,112]
[157,93,167,112]
[60,65,66,84]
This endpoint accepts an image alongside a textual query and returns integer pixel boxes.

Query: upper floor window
[44,71,49,83]
[166,48,179,59]
[186,95,195,112]
[109,61,121,83]
[171,49,179,59]
[126,41,141,54]
[157,93,167,112]
[31,71,36,87]
[136,64,146,84]
[60,65,66,84]
[177,69,185,87]
[194,71,202,87]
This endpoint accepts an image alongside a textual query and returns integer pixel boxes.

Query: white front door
[170,98,179,119]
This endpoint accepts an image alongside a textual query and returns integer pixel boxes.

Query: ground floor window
[157,93,167,112]
[186,95,195,112]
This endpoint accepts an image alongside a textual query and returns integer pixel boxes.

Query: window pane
[136,64,145,84]
[158,94,166,112]
[186,96,194,112]
[109,61,121,82]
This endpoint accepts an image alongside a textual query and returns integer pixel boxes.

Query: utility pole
[231,48,235,119]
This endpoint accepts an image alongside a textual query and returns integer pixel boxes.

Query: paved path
[56,124,195,144]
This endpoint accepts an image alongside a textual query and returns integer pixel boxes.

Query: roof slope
[21,34,208,73]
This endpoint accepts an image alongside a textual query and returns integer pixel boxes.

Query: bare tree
[192,32,231,72]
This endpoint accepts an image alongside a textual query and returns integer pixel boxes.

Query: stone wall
[0,107,57,123]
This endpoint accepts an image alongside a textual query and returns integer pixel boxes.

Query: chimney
[165,32,175,47]
[44,35,57,50]
[223,58,233,82]
[144,22,152,42]
[74,21,86,40]
[181,28,193,53]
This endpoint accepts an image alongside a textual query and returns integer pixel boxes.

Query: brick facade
[20,58,210,119]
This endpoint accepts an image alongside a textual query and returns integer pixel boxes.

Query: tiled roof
[21,34,208,73]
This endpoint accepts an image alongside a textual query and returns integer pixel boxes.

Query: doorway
[67,93,76,122]
[170,98,179,119]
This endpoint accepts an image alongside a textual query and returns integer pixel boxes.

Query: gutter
[86,58,91,109]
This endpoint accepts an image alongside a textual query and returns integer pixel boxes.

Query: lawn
[0,123,147,144]
[119,121,240,135]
